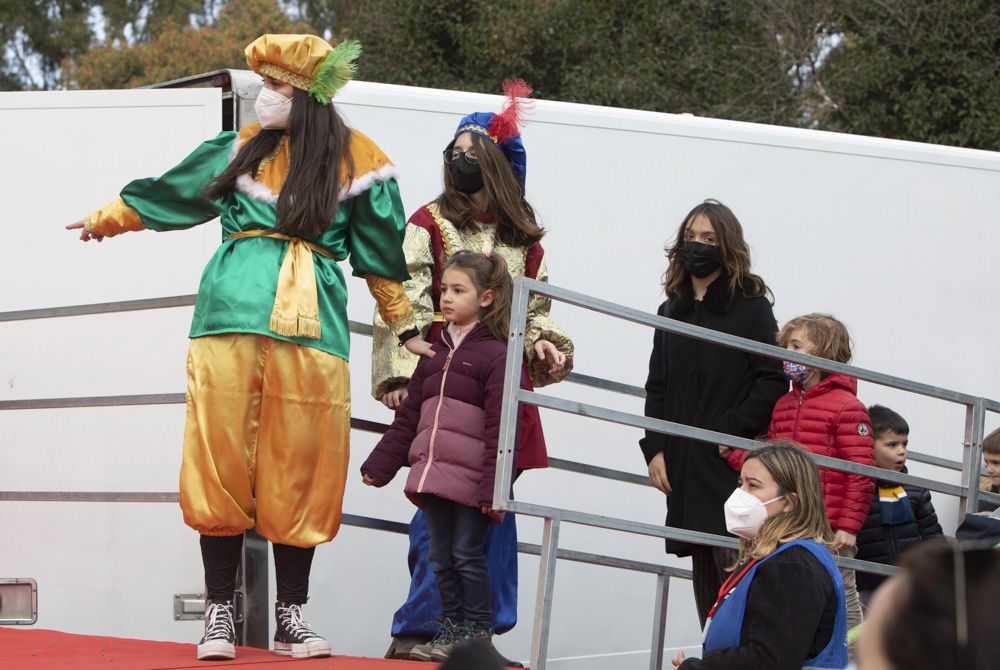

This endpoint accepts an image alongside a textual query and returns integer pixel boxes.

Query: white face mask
[724,487,784,539]
[255,87,292,129]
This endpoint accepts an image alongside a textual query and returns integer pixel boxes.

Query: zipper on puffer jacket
[793,388,806,443]
[417,338,458,493]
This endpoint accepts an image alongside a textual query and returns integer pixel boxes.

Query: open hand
[533,339,566,375]
[66,221,104,242]
[671,650,686,667]
[404,337,435,359]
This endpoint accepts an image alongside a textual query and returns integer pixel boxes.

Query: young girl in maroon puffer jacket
[726,312,874,649]
[361,251,540,663]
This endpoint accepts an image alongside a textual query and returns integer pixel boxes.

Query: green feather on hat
[309,39,362,105]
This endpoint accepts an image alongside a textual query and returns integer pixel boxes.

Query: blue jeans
[422,495,492,627]
[390,509,518,637]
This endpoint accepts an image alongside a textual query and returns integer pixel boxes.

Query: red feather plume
[488,78,533,145]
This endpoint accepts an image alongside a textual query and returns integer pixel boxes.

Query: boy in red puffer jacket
[725,313,874,647]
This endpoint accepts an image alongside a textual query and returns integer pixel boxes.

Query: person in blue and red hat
[370,79,574,663]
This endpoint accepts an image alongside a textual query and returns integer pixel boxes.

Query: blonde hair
[778,313,853,364]
[735,441,834,566]
[983,427,1000,456]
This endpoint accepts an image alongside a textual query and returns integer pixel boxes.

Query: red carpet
[0,628,427,669]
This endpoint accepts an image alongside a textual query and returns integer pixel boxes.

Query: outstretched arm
[66,132,236,242]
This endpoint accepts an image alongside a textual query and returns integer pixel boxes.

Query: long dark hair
[662,199,770,301]
[442,251,513,342]
[206,87,354,239]
[437,133,544,247]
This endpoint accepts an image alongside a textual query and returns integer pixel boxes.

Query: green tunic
[119,131,408,361]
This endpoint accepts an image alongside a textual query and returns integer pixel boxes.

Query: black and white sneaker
[197,600,236,660]
[273,602,331,659]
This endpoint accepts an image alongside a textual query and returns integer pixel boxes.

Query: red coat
[727,374,875,535]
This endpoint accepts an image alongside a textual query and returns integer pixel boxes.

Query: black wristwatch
[397,326,420,346]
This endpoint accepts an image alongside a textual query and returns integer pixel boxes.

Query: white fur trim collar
[230,135,398,205]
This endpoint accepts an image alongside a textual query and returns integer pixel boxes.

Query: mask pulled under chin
[255,87,292,129]
[723,487,784,539]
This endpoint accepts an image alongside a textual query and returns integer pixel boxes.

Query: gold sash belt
[228,230,333,340]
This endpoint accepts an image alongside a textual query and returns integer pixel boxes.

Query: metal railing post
[530,514,561,670]
[237,529,269,648]
[649,573,670,670]
[960,398,986,516]
[494,276,531,511]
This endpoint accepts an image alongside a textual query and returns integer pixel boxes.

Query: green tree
[0,1,93,90]
[64,0,309,88]
[820,0,1000,150]
[97,0,219,44]
[340,0,828,127]
[5,0,999,152]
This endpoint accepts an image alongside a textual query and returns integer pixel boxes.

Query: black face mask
[679,241,721,278]
[449,154,484,194]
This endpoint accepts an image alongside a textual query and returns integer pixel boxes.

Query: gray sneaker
[430,621,493,662]
[410,618,460,662]
[384,634,431,659]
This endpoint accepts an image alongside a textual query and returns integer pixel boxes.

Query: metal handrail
[493,277,1000,670]
[4,290,999,667]
[0,296,964,469]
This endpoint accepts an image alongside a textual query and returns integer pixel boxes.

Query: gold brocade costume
[371,203,574,400]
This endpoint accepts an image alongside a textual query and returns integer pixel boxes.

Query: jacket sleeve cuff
[640,439,663,465]
[366,276,416,335]
[84,197,145,238]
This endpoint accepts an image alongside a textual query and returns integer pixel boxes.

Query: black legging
[200,534,314,605]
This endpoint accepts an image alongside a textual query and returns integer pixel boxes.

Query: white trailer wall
[2,82,999,668]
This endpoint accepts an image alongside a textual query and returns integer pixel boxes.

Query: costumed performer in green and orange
[67,34,432,662]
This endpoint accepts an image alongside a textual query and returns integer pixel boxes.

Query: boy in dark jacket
[856,405,943,605]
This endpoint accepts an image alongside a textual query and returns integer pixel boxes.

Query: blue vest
[703,539,847,669]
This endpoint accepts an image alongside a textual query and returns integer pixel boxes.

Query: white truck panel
[2,81,998,667]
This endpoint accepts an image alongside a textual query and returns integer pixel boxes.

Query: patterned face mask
[782,360,814,384]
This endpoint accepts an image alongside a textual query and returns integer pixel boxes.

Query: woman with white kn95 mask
[673,442,849,670]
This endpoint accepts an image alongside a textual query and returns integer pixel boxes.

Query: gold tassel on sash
[228,230,333,340]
